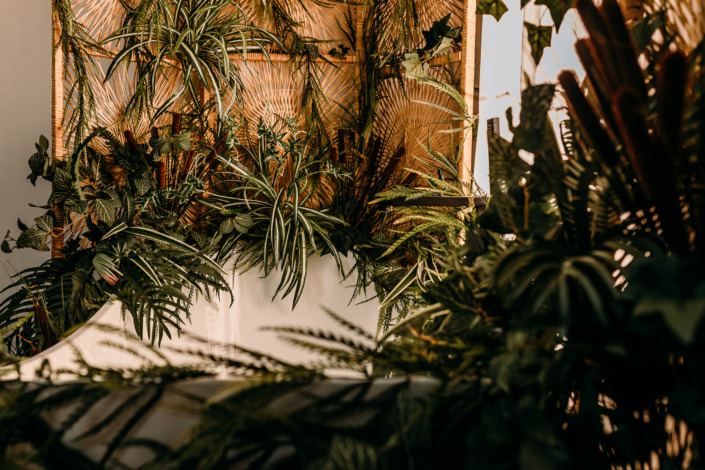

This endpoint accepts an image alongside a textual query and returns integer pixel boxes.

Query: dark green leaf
[134,175,153,196]
[16,227,48,250]
[53,168,73,193]
[1,240,11,253]
[233,214,254,234]
[38,135,49,154]
[524,22,553,65]
[477,0,509,21]
[95,198,121,226]
[220,219,235,235]
[17,218,28,232]
[34,214,53,232]
[535,0,575,31]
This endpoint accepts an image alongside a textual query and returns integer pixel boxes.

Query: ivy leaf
[1,240,11,253]
[421,14,458,52]
[477,0,509,21]
[34,214,53,233]
[432,37,455,57]
[402,53,429,80]
[524,22,553,65]
[535,0,575,31]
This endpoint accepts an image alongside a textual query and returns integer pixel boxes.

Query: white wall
[0,0,52,289]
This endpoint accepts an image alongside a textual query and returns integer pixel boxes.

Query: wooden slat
[459,0,482,187]
[51,0,65,258]
[382,196,485,207]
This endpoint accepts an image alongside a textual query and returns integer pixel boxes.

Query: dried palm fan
[70,0,135,45]
[331,64,465,238]
[63,58,181,156]
[374,0,464,52]
[372,66,464,189]
[226,59,356,206]
[227,0,358,50]
[643,0,704,53]
[235,60,355,135]
[61,58,186,242]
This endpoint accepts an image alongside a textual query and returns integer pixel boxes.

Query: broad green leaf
[34,215,53,233]
[53,168,73,193]
[634,298,705,344]
[535,0,575,31]
[38,135,49,154]
[220,219,235,235]
[16,227,48,250]
[524,22,553,65]
[233,213,253,234]
[134,175,153,196]
[402,53,429,80]
[477,0,509,21]
[95,198,121,226]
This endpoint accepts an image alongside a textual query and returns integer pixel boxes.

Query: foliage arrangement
[0,0,704,469]
[3,0,477,353]
[1,119,231,356]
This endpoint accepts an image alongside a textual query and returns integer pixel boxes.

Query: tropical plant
[103,0,283,121]
[204,119,346,307]
[0,123,230,356]
[2,1,705,469]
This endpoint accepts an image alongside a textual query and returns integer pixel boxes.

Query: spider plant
[103,0,284,121]
[201,120,345,307]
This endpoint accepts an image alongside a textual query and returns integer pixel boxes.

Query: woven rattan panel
[53,0,479,165]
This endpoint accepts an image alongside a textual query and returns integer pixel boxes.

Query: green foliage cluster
[1,0,705,469]
[3,0,478,354]
[1,123,231,356]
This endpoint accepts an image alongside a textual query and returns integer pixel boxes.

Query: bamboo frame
[51,0,65,258]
